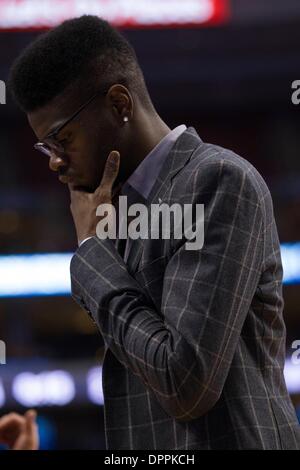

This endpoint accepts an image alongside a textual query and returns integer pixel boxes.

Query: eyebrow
[41,120,67,141]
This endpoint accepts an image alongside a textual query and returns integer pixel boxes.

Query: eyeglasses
[34,88,108,158]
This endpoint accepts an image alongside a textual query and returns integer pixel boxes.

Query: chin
[73,185,95,193]
[71,177,97,193]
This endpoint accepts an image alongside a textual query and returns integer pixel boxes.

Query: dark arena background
[0,0,299,450]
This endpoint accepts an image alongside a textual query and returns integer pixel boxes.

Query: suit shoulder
[184,141,271,201]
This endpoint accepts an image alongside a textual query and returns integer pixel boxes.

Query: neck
[119,110,171,184]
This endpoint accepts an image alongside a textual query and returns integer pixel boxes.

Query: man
[6,15,300,450]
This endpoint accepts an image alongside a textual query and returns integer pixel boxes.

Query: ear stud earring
[123,116,129,122]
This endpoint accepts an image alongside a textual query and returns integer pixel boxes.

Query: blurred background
[0,0,300,449]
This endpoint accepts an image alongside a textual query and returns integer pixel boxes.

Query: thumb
[24,409,37,433]
[99,151,120,191]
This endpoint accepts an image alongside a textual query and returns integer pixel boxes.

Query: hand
[0,410,39,450]
[69,151,120,245]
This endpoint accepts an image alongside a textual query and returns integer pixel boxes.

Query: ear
[107,84,133,124]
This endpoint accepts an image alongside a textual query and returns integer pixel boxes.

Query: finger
[68,183,79,200]
[0,414,24,445]
[0,413,24,431]
[21,410,39,450]
[112,182,123,200]
[24,410,37,433]
[99,151,120,193]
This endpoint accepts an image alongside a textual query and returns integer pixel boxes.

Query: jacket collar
[125,126,203,273]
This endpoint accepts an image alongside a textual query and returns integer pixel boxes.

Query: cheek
[76,122,118,174]
[84,141,106,182]
[70,132,96,168]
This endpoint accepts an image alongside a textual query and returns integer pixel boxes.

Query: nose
[49,152,67,172]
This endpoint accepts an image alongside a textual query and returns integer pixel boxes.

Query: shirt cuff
[79,236,93,247]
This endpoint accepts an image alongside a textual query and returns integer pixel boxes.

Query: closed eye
[57,133,73,146]
[58,138,69,145]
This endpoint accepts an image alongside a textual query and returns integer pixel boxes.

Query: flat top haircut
[9,15,153,113]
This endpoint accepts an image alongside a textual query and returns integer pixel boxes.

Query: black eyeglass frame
[34,88,108,157]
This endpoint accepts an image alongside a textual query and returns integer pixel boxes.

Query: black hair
[8,15,153,112]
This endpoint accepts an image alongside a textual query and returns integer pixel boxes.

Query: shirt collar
[126,124,187,200]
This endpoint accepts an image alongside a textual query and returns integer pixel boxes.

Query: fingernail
[110,152,119,164]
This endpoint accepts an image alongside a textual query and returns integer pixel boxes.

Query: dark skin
[28,83,170,244]
[0,84,171,451]
[0,410,39,450]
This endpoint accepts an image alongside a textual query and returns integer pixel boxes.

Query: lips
[58,174,74,184]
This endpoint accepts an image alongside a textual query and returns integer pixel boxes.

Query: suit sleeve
[70,159,264,421]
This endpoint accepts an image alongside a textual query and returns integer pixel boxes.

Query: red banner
[0,0,230,31]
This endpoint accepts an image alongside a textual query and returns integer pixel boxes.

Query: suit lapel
[125,127,202,273]
[114,182,146,259]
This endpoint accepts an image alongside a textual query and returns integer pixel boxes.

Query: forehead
[27,87,83,140]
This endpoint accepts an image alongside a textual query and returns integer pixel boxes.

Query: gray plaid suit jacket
[71,127,300,450]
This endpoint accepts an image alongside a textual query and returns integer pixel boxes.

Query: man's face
[28,85,129,192]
